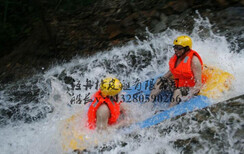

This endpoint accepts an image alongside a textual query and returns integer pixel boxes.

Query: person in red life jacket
[87,77,128,131]
[150,35,203,107]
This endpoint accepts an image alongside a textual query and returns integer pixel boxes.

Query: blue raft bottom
[120,75,212,132]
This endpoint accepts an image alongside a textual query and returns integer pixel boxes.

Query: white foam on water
[0,12,243,154]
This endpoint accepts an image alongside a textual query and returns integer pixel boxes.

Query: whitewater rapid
[0,13,243,154]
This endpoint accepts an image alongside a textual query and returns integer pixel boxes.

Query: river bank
[0,0,243,84]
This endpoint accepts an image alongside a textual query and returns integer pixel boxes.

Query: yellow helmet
[173,35,192,49]
[100,77,123,97]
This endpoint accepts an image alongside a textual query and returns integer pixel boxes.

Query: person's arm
[182,56,202,101]
[149,70,172,102]
[191,56,202,94]
[163,70,173,78]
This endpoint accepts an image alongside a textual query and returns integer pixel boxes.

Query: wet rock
[149,12,165,31]
[1,0,244,84]
[234,129,244,140]
[107,24,122,39]
[241,0,244,5]
[64,76,75,85]
[216,0,229,6]
[195,112,208,122]
[167,14,181,27]
[109,39,121,46]
[209,106,219,113]
[227,102,242,107]
[170,0,193,13]
[174,137,199,151]
[122,13,140,27]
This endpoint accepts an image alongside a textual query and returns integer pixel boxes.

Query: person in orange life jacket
[149,35,203,107]
[87,77,128,131]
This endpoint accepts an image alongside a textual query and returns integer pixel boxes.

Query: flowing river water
[0,12,243,153]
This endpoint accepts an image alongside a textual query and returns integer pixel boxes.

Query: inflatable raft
[61,65,234,151]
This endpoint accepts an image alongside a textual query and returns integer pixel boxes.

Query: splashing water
[0,13,243,154]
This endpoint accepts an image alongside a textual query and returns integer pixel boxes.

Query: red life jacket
[169,49,203,87]
[87,90,121,129]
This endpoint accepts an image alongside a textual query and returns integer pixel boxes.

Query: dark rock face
[0,0,243,84]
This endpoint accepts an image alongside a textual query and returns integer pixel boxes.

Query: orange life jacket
[169,49,203,87]
[87,90,121,129]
